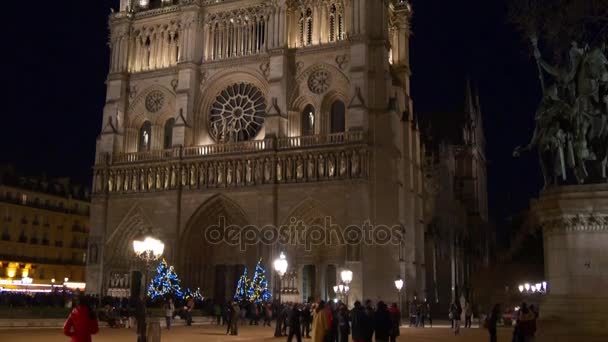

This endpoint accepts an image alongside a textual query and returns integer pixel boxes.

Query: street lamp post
[273,252,288,338]
[395,277,404,323]
[340,269,353,307]
[132,236,165,342]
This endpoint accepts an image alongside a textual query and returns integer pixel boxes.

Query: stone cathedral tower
[88,0,425,304]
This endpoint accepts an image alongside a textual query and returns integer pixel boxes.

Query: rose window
[210,83,266,142]
[145,90,165,113]
[308,69,332,94]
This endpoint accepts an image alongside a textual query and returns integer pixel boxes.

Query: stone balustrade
[93,133,368,195]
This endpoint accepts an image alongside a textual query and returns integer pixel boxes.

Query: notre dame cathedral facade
[87,0,427,304]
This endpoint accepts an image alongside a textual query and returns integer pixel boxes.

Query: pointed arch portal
[179,195,255,303]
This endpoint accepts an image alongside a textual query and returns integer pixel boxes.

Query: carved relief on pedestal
[208,164,216,186]
[139,169,146,192]
[264,159,272,183]
[170,166,177,189]
[132,171,138,192]
[198,164,206,187]
[190,164,197,188]
[181,166,188,187]
[286,158,293,181]
[254,160,263,184]
[246,160,253,184]
[217,163,225,186]
[276,159,283,182]
[227,162,234,186]
[339,153,347,177]
[296,158,304,180]
[147,168,154,191]
[318,154,325,178]
[307,155,315,179]
[164,167,170,189]
[124,170,131,192]
[236,162,243,185]
[351,151,360,177]
[108,171,115,193]
[328,154,336,178]
[116,171,123,193]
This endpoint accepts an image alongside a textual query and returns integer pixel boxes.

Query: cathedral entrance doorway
[179,195,256,303]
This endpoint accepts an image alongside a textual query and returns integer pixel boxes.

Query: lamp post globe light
[273,252,288,337]
[395,276,404,321]
[340,268,353,306]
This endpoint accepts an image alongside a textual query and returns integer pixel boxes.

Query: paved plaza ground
[0,324,512,342]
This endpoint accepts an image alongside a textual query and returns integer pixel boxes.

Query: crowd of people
[1,291,544,342]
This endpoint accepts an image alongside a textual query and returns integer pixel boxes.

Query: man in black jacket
[351,301,368,342]
[374,302,392,342]
[287,304,302,342]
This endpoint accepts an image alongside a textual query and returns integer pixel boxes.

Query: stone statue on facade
[515,38,608,186]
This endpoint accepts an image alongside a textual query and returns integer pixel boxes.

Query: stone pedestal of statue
[533,184,608,342]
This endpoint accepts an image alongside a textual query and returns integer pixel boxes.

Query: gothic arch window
[330,100,346,133]
[329,5,337,42]
[302,104,316,136]
[299,12,305,47]
[139,121,152,152]
[305,8,313,46]
[164,118,175,149]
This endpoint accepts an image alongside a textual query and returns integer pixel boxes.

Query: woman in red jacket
[64,296,100,342]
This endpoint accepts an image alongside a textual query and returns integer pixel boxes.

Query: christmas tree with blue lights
[248,259,271,303]
[234,267,250,303]
[147,258,183,300]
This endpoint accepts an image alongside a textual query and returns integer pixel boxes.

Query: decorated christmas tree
[147,258,183,300]
[183,287,204,301]
[234,267,250,303]
[248,259,271,303]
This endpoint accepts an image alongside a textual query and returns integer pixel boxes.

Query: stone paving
[0,324,512,342]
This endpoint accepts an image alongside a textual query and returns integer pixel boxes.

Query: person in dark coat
[337,303,350,342]
[301,303,312,338]
[486,304,500,342]
[287,303,302,342]
[364,300,375,342]
[388,303,401,342]
[63,296,99,342]
[350,301,368,342]
[374,302,392,342]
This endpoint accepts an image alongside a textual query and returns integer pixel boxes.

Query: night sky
[2,0,542,233]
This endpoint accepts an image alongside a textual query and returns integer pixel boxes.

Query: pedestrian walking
[374,301,392,342]
[337,303,350,342]
[388,303,401,342]
[163,298,174,330]
[230,301,240,335]
[287,304,303,342]
[514,303,536,342]
[485,304,500,342]
[225,302,233,335]
[301,303,312,338]
[63,296,99,342]
[213,302,222,325]
[351,301,368,342]
[185,297,194,326]
[449,302,462,335]
[465,302,473,328]
[312,301,328,342]
[364,300,375,342]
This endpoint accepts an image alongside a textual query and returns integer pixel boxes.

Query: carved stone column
[533,184,608,342]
